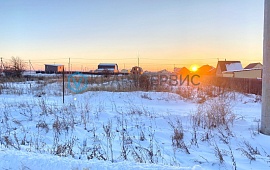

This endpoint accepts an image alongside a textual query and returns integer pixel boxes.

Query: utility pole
[29,60,31,74]
[261,0,270,135]
[0,57,3,72]
[30,61,35,72]
[68,58,70,74]
[28,60,31,82]
[62,66,65,104]
[137,51,140,67]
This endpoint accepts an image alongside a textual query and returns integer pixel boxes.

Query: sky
[0,0,265,71]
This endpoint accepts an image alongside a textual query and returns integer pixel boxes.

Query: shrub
[192,97,235,129]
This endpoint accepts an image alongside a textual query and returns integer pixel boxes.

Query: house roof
[45,64,63,66]
[196,65,215,75]
[98,63,118,66]
[173,67,189,74]
[244,63,262,69]
[216,61,242,72]
[157,69,171,74]
[96,68,115,71]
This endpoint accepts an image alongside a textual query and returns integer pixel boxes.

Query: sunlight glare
[190,64,199,72]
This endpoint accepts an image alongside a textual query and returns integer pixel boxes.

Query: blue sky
[0,0,264,71]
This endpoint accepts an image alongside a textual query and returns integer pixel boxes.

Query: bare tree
[4,56,25,77]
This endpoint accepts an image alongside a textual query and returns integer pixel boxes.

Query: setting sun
[190,64,199,72]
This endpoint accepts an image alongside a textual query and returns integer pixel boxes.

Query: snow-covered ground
[0,79,269,170]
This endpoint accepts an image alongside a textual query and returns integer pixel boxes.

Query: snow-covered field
[0,79,269,170]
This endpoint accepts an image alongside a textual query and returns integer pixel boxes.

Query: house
[157,69,171,76]
[216,61,262,79]
[96,63,119,73]
[121,69,130,74]
[222,69,262,79]
[45,64,64,73]
[244,63,263,69]
[216,61,242,77]
[130,66,143,75]
[218,61,262,79]
[196,65,216,76]
[173,67,190,76]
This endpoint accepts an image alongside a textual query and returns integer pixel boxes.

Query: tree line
[1,57,25,77]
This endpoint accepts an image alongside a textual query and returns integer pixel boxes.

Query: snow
[226,63,243,71]
[0,148,196,170]
[0,79,269,170]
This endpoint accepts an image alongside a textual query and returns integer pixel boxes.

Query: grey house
[96,63,119,73]
[45,64,64,73]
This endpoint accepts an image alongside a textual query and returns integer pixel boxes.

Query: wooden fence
[202,76,262,95]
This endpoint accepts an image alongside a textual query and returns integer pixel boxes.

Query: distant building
[173,67,190,76]
[121,69,130,74]
[217,61,262,79]
[216,61,242,77]
[196,65,216,76]
[96,63,118,73]
[244,63,263,69]
[223,69,262,79]
[45,64,64,73]
[157,69,171,76]
[130,66,143,75]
